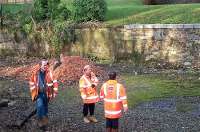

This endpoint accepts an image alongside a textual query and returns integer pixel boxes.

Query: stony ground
[1,76,200,132]
[1,57,200,132]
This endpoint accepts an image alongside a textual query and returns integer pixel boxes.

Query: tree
[32,0,70,22]
[47,0,60,20]
[73,0,107,22]
[32,0,48,21]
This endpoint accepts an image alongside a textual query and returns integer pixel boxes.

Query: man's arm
[91,72,99,87]
[79,78,87,99]
[120,84,128,112]
[99,84,105,100]
[29,73,37,101]
[49,71,58,98]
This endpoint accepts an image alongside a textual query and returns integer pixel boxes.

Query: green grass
[176,103,196,113]
[60,0,200,25]
[105,0,200,25]
[55,73,200,109]
[121,73,200,107]
[1,3,31,14]
[2,0,200,25]
[55,83,80,105]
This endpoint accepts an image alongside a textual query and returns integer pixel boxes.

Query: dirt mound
[53,56,106,83]
[0,56,106,84]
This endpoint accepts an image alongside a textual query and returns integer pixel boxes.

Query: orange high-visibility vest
[100,80,128,119]
[79,74,99,104]
[29,68,58,101]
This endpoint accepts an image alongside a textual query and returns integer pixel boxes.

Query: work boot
[38,119,43,128]
[111,128,118,132]
[38,118,47,131]
[106,128,112,132]
[42,116,49,126]
[88,116,98,123]
[39,126,47,131]
[83,117,90,123]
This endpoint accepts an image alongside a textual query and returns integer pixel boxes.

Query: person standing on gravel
[100,71,128,132]
[29,59,58,129]
[79,65,99,123]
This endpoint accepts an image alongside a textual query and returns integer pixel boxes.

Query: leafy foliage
[32,0,71,22]
[27,0,73,56]
[32,0,48,21]
[3,0,108,57]
[73,0,107,22]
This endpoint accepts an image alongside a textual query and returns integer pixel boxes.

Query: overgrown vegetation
[32,0,71,22]
[2,0,107,57]
[73,0,107,22]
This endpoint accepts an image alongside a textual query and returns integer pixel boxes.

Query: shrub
[32,0,48,21]
[73,0,107,22]
[32,0,71,22]
[47,0,60,20]
[57,4,71,21]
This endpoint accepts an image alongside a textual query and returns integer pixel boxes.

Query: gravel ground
[1,77,200,132]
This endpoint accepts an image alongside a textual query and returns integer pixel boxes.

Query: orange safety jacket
[100,80,128,119]
[79,73,99,104]
[29,68,58,101]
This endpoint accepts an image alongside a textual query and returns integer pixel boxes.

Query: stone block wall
[0,30,27,55]
[123,25,200,67]
[1,24,200,67]
[70,24,200,67]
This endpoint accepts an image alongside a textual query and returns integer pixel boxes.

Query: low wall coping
[124,24,200,29]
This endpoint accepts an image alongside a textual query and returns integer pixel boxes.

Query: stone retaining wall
[70,24,200,67]
[1,24,200,67]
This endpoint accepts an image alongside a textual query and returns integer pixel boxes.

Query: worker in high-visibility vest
[100,71,128,132]
[79,65,99,123]
[29,59,58,130]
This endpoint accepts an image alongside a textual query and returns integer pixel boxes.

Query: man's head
[108,71,117,80]
[40,59,49,72]
[83,65,92,76]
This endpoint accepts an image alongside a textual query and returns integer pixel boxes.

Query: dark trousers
[106,118,119,129]
[83,103,95,117]
[36,92,48,119]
